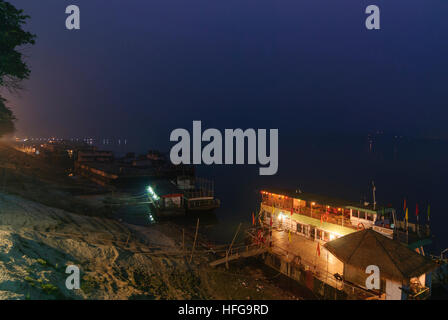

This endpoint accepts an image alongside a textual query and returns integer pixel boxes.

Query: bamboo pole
[325,249,329,298]
[182,228,185,256]
[125,230,131,247]
[189,218,200,263]
[226,223,242,269]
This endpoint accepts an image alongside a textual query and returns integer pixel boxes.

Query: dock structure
[248,188,437,300]
[209,246,267,268]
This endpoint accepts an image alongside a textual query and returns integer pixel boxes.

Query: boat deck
[269,228,344,287]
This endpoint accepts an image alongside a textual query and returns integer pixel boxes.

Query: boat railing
[187,198,220,209]
[407,279,431,300]
[184,190,214,199]
[393,220,431,238]
[247,228,383,299]
[246,228,337,285]
[393,228,431,245]
[261,202,354,229]
[225,242,263,259]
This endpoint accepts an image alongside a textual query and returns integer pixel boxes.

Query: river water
[99,132,448,255]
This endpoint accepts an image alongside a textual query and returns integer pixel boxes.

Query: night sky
[4,0,448,148]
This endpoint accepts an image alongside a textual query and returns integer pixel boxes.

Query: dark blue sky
[5,0,448,149]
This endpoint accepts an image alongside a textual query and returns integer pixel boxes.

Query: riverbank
[0,142,304,299]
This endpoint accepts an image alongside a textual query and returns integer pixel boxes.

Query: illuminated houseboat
[259,188,430,248]
[252,188,436,300]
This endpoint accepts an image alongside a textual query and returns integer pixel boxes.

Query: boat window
[352,209,358,218]
[310,227,315,238]
[359,211,366,219]
[367,213,374,221]
[344,209,351,218]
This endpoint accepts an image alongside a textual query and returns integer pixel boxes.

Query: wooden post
[182,228,185,256]
[189,219,200,263]
[325,249,329,297]
[2,167,6,192]
[226,223,242,269]
[125,230,131,247]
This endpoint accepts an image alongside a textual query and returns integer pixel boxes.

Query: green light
[146,186,159,201]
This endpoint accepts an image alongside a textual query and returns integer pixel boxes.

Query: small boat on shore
[146,176,220,218]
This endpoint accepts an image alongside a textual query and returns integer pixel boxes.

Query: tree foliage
[0,0,36,89]
[0,96,15,136]
[0,0,35,136]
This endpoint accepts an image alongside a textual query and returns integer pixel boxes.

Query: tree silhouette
[0,97,15,136]
[0,0,36,136]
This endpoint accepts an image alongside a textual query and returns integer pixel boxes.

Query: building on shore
[73,149,194,189]
[324,229,437,299]
[250,188,438,299]
[76,149,114,163]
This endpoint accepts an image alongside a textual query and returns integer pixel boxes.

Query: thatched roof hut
[324,229,437,282]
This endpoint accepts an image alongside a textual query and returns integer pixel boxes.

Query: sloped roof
[324,229,437,282]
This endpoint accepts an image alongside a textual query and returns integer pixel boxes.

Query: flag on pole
[415,204,419,217]
[252,212,255,226]
[316,242,321,257]
[405,207,408,222]
[404,198,407,219]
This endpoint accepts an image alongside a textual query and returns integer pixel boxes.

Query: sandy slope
[0,192,304,300]
[0,192,204,300]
